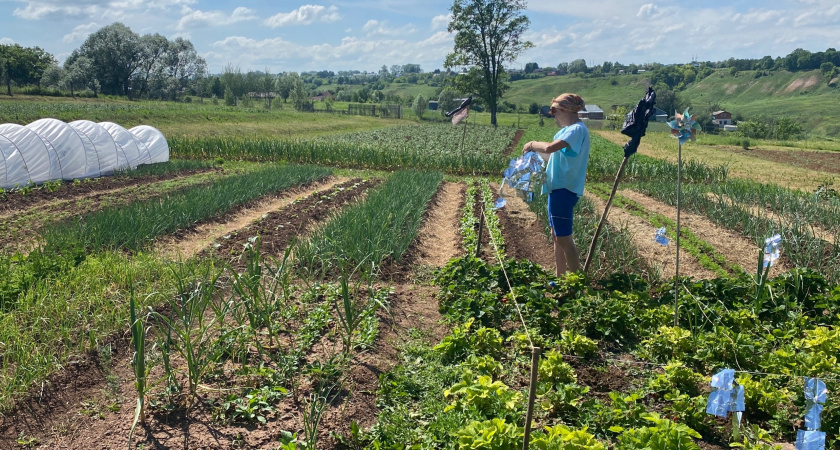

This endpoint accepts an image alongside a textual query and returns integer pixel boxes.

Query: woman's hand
[522,141,535,154]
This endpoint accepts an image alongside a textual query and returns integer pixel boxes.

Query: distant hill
[504,69,840,137]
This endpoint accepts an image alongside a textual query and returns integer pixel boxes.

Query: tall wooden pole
[674,140,683,326]
[583,156,629,273]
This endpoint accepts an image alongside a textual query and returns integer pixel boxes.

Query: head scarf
[551,93,585,113]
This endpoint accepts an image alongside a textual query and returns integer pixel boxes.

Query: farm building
[712,110,733,127]
[579,104,604,120]
[653,107,669,122]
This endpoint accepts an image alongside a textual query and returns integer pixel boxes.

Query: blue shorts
[547,188,579,237]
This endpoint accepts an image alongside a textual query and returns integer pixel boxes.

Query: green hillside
[505,73,651,110]
[681,69,840,136]
[503,69,840,137]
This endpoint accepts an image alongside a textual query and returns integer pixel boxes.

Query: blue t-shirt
[542,121,590,196]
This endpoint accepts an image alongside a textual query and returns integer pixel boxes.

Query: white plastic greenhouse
[0,118,168,189]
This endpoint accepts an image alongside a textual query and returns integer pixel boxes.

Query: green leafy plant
[614,413,701,450]
[539,350,577,385]
[215,385,287,424]
[444,370,522,416]
[452,418,523,450]
[152,262,227,403]
[532,424,606,449]
[558,329,599,358]
[128,288,153,446]
[647,360,704,396]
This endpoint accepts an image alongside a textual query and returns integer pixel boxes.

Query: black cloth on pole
[620,87,656,158]
[445,96,472,118]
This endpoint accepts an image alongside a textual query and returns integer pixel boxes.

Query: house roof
[583,104,603,113]
[712,110,729,115]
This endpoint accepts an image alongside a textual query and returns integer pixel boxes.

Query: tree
[288,72,309,111]
[0,44,55,95]
[77,23,144,98]
[412,94,427,120]
[445,0,532,126]
[275,73,293,102]
[524,62,539,74]
[64,54,98,97]
[568,59,587,74]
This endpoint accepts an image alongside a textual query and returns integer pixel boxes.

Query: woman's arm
[522,139,571,157]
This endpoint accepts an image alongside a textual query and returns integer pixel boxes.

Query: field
[1,98,840,449]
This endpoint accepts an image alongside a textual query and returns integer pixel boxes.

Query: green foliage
[215,386,287,424]
[532,424,606,450]
[452,418,523,450]
[444,370,522,416]
[539,350,577,385]
[615,413,701,450]
[647,361,704,396]
[296,170,442,274]
[558,330,599,358]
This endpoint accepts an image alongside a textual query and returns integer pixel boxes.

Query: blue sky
[2,0,839,74]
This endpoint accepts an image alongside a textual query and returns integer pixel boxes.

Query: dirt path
[494,185,556,271]
[413,182,467,267]
[584,193,717,280]
[155,176,351,260]
[618,189,791,274]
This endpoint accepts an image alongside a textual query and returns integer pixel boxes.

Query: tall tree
[445,0,532,126]
[0,44,55,95]
[77,23,144,98]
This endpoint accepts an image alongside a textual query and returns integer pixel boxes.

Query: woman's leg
[553,234,580,275]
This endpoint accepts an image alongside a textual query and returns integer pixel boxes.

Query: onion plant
[153,261,227,403]
[41,164,332,253]
[296,170,442,274]
[128,287,152,446]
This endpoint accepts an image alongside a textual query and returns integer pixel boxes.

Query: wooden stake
[583,156,629,273]
[522,346,541,450]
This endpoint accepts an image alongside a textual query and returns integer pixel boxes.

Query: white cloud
[177,7,256,31]
[207,29,452,72]
[62,22,100,43]
[264,5,341,28]
[431,14,451,30]
[731,9,782,24]
[636,3,659,18]
[0,37,15,45]
[362,19,416,37]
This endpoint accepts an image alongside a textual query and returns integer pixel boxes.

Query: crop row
[586,183,745,278]
[170,123,515,175]
[366,252,840,448]
[633,179,840,283]
[0,164,331,310]
[295,169,443,275]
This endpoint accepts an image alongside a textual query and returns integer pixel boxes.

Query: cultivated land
[0,97,839,449]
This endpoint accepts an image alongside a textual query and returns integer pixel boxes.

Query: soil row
[0,167,221,217]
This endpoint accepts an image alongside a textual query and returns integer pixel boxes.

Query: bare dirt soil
[734,147,840,175]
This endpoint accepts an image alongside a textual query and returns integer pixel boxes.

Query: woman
[522,93,591,276]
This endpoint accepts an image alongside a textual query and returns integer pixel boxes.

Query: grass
[595,130,836,192]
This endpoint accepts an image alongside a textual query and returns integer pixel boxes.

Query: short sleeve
[555,125,584,157]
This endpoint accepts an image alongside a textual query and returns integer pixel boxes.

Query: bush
[741,138,750,149]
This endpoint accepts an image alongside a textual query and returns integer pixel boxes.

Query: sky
[2,0,840,75]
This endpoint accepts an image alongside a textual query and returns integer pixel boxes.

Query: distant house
[578,104,604,120]
[711,110,732,127]
[428,101,439,110]
[546,71,556,76]
[653,107,668,122]
[309,91,334,102]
